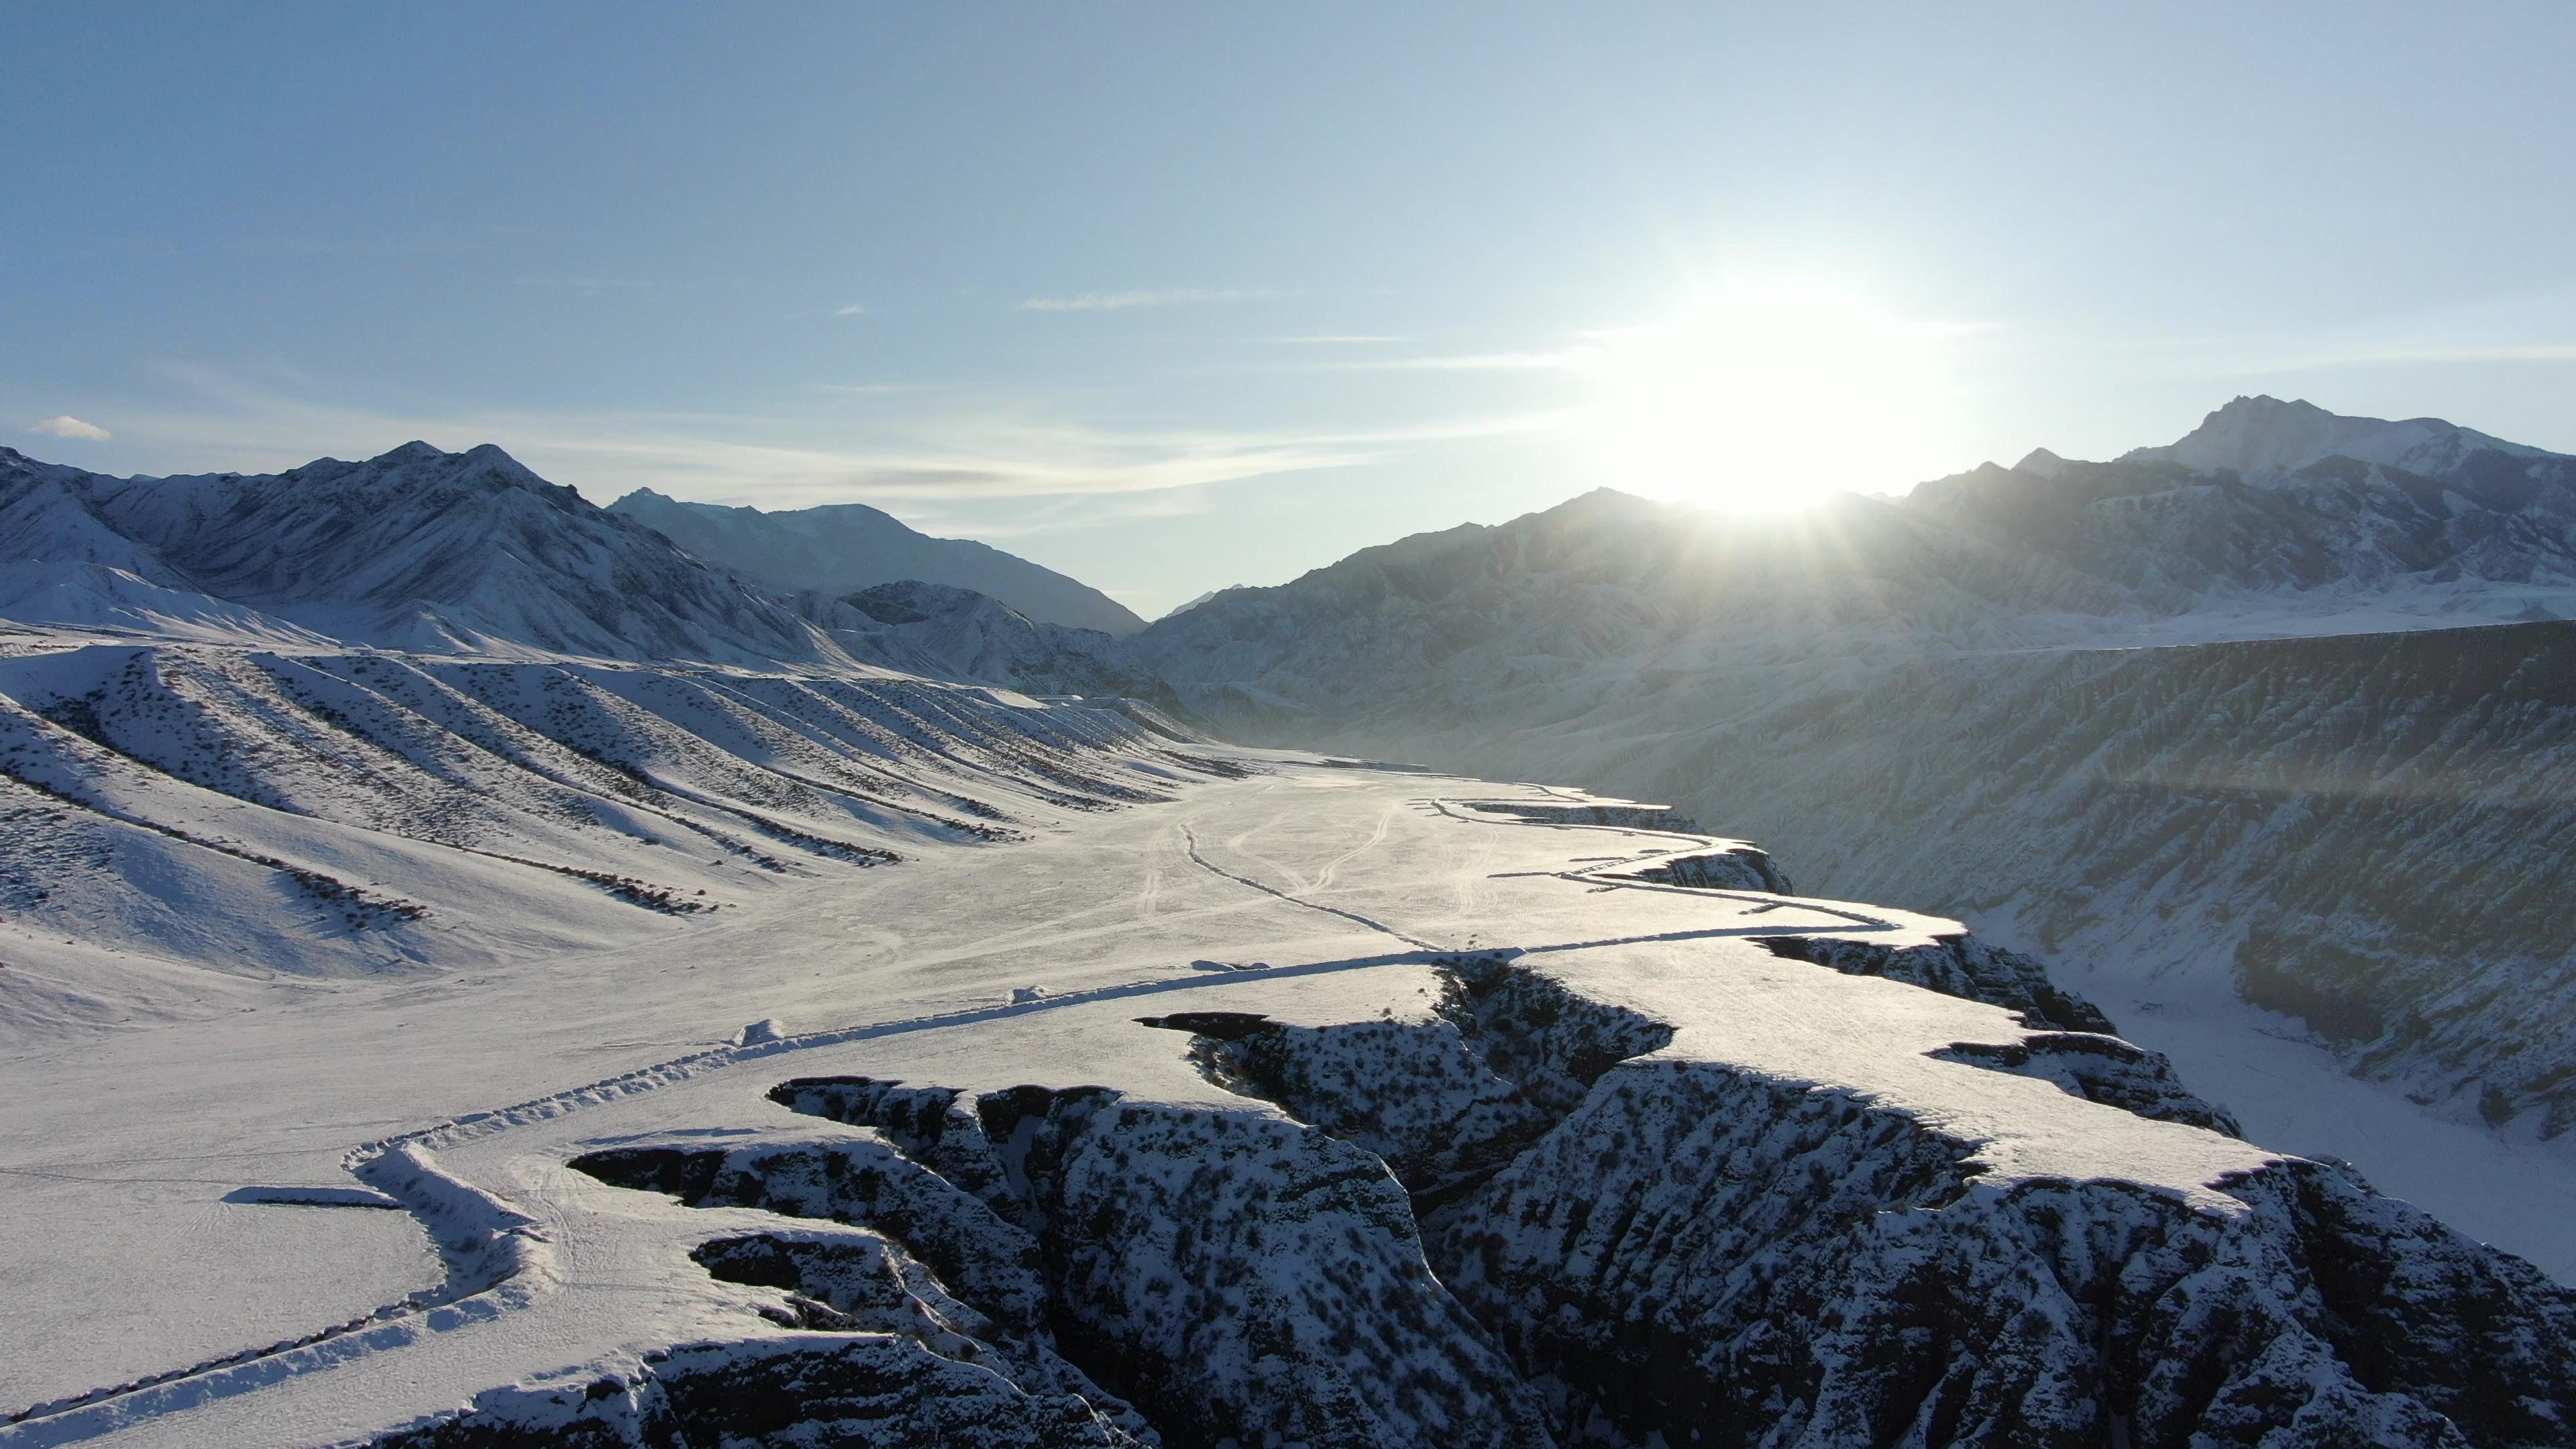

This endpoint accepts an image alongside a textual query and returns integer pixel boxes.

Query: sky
[7,4,2576,617]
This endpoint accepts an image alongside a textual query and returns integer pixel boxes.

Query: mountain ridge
[608,488,1147,636]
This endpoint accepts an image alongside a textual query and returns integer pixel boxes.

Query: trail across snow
[2,776,1935,1443]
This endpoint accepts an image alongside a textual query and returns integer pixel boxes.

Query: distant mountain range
[0,442,1144,692]
[1130,394,2576,724]
[0,442,844,665]
[608,488,1146,635]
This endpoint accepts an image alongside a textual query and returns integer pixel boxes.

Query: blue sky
[7,4,2575,615]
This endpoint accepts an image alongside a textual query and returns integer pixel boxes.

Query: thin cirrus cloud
[833,303,867,317]
[29,415,113,441]
[2229,340,2576,373]
[96,362,1574,515]
[1320,347,1593,372]
[1021,286,1276,313]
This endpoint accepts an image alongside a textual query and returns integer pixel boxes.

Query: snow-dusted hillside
[836,581,1175,703]
[0,635,1210,1034]
[610,489,1148,637]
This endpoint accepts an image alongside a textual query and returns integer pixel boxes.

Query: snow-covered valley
[6,398,2576,1446]
[6,712,2570,1446]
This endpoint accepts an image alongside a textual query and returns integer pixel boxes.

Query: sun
[1579,280,1958,511]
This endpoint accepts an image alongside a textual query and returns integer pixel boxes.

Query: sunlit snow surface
[0,639,2568,1446]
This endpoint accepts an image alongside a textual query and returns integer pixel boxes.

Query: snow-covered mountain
[1908,396,2576,603]
[2133,392,2549,480]
[836,580,1174,703]
[0,443,855,666]
[0,443,1169,702]
[610,489,1147,636]
[1130,396,2576,723]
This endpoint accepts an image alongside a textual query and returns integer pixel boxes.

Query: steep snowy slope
[0,443,853,665]
[610,489,1147,636]
[0,636,1210,1034]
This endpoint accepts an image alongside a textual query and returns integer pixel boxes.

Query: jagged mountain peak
[2013,446,2071,479]
[0,443,841,665]
[2127,394,2549,480]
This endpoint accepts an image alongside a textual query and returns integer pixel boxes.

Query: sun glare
[1581,281,1958,511]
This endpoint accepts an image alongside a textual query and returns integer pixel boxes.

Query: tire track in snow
[1306,804,1395,892]
[1177,824,1439,951]
[7,794,1890,1440]
[0,950,1447,1442]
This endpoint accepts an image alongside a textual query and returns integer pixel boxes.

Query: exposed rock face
[561,1082,1554,1449]
[386,959,2576,1449]
[1191,962,2576,1449]
[1617,847,1792,894]
[1755,932,2118,1035]
[371,1334,1140,1448]
[1012,1091,1554,1449]
[1930,1032,2242,1134]
[1435,1080,2551,1449]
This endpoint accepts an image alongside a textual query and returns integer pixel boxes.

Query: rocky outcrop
[371,1334,1139,1448]
[1931,1032,2241,1134]
[380,957,2576,1449]
[1187,961,2576,1449]
[564,1084,1554,1449]
[1620,849,1791,893]
[1754,932,2119,1034]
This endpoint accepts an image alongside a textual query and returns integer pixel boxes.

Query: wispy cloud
[1022,287,1276,312]
[93,363,1573,515]
[2229,341,2576,374]
[28,415,112,441]
[1274,334,1408,345]
[834,303,867,317]
[1320,348,1593,372]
